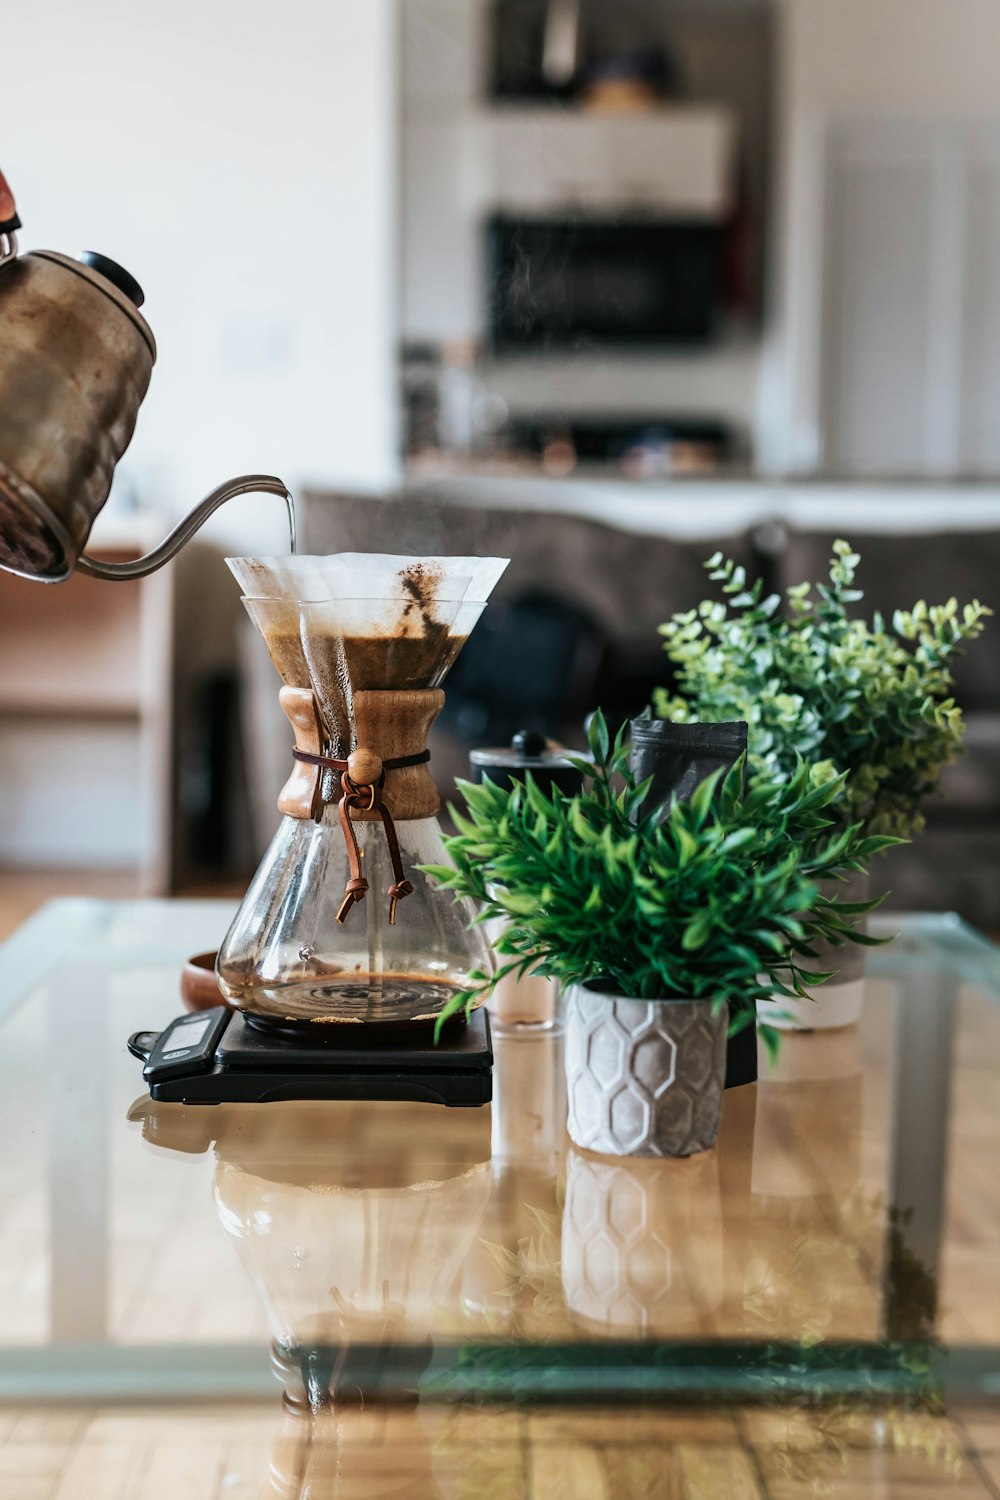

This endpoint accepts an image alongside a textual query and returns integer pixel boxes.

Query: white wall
[2,0,400,552]
[762,0,1000,472]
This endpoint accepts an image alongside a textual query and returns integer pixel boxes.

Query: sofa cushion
[932,713,1000,816]
[879,825,1000,930]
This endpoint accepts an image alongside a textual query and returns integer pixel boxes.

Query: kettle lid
[29,250,156,360]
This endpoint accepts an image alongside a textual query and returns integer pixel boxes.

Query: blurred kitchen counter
[403,464,1000,538]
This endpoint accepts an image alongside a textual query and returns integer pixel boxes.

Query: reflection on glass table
[0,899,998,1434]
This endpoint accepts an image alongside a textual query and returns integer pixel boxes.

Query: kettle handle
[0,167,20,266]
[76,474,296,581]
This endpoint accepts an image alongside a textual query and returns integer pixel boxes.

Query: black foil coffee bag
[629,714,748,814]
[628,714,756,1090]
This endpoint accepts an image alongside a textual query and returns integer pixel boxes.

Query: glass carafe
[217,554,508,1031]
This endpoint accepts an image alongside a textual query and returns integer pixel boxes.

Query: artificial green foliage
[655,541,990,838]
[422,712,896,1052]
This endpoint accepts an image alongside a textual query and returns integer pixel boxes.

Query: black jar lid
[469,729,586,797]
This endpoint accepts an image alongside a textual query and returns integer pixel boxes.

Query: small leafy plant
[656,541,990,838]
[423,713,896,1054]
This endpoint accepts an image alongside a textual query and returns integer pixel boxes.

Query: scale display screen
[163,1016,214,1054]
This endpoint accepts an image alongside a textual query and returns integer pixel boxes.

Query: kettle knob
[77,251,145,309]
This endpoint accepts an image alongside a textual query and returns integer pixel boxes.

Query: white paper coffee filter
[319,555,509,605]
[226,556,327,600]
[227,554,508,608]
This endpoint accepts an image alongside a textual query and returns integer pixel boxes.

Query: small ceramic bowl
[180,951,228,1012]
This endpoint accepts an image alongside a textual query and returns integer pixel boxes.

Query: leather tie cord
[292,748,430,925]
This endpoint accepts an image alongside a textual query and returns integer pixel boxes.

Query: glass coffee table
[0,899,998,1495]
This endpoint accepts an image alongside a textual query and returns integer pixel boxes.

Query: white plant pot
[759,872,869,1033]
[484,911,561,1030]
[764,979,865,1033]
[564,984,728,1159]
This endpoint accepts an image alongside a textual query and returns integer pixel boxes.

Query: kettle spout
[74,475,296,582]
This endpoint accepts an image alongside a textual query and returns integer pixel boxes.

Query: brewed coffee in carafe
[216,554,508,1031]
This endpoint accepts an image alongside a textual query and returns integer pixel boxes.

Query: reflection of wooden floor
[2,881,1000,1494]
[0,1402,997,1498]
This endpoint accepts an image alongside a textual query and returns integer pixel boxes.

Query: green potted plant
[656,540,990,1029]
[423,714,892,1158]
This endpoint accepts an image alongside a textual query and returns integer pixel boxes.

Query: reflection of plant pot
[760,872,869,1032]
[564,984,727,1158]
[491,1029,567,1173]
[752,1027,863,1201]
[562,1144,723,1335]
[462,1032,568,1336]
[746,1023,872,1339]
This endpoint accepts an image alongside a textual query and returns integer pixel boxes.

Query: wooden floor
[1,1402,999,1500]
[0,870,246,944]
[0,870,138,943]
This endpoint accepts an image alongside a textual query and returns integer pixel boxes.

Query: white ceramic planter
[764,979,864,1032]
[484,908,561,1030]
[564,984,728,1158]
[760,872,869,1032]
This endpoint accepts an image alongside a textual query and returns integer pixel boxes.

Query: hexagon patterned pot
[564,984,728,1158]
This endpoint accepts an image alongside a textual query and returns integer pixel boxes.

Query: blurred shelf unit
[401,0,747,355]
[0,519,173,894]
[403,101,738,343]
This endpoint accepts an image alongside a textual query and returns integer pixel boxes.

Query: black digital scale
[128,1005,493,1107]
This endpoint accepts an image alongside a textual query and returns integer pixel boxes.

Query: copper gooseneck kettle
[0,168,293,584]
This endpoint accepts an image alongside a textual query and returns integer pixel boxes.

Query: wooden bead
[347,747,383,786]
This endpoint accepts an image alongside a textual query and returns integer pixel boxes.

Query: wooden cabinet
[493,113,614,210]
[0,522,173,892]
[492,107,736,215]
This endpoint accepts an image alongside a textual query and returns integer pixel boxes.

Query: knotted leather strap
[292,747,430,925]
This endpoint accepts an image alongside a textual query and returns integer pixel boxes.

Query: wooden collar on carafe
[277,686,443,926]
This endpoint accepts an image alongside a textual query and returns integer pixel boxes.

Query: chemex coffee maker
[0,165,504,1105]
[129,552,507,1104]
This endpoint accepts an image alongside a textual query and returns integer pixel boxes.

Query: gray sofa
[235,491,999,929]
